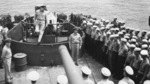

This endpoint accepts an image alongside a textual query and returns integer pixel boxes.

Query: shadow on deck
[0,54,118,84]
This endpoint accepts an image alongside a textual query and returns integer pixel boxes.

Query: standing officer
[97,67,114,84]
[119,66,135,84]
[35,6,47,44]
[81,66,94,84]
[69,29,82,65]
[1,38,12,83]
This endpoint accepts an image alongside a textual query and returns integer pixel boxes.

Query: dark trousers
[136,73,144,84]
[117,56,126,79]
[111,51,118,76]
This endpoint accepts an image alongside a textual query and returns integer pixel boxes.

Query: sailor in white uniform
[81,66,94,84]
[97,67,114,84]
[119,66,135,84]
[35,6,46,44]
[69,29,82,65]
[1,38,12,83]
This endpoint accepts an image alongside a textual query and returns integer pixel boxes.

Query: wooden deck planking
[35,67,51,84]
[48,65,66,84]
[0,69,5,84]
[78,55,95,82]
[83,55,103,83]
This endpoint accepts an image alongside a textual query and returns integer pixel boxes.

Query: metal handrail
[59,45,83,84]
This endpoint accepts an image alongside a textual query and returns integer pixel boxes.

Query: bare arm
[1,48,6,60]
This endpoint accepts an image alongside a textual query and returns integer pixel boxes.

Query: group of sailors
[69,17,150,84]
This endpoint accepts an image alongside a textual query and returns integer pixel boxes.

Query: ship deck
[0,54,118,84]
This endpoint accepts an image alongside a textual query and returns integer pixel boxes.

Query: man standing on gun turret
[34,5,47,44]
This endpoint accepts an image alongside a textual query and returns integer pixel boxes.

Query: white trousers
[71,44,80,63]
[35,20,45,42]
[3,58,12,82]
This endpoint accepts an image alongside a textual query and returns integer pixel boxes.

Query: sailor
[111,17,118,28]
[146,32,150,40]
[139,30,147,43]
[119,66,135,84]
[102,31,111,66]
[1,38,12,83]
[136,50,150,84]
[130,48,142,80]
[85,22,93,55]
[69,29,82,65]
[98,27,105,63]
[91,25,97,57]
[97,67,114,84]
[94,28,101,60]
[110,34,120,77]
[81,66,94,84]
[117,38,128,79]
[34,6,46,44]
[124,44,136,67]
[107,34,115,71]
[57,75,68,84]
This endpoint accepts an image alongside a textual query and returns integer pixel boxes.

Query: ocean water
[0,0,150,30]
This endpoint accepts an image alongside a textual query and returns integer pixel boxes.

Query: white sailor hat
[93,25,97,28]
[81,66,92,75]
[129,44,136,48]
[132,36,137,39]
[115,28,119,31]
[142,39,148,43]
[134,47,141,52]
[101,67,111,77]
[113,34,119,38]
[57,75,68,84]
[118,81,128,84]
[105,20,109,22]
[125,33,130,36]
[118,32,123,35]
[142,44,148,48]
[121,38,127,42]
[106,31,111,35]
[124,35,129,39]
[140,50,148,56]
[96,28,100,31]
[125,66,134,75]
[83,20,87,23]
[121,30,126,33]
[100,27,105,30]
[144,80,150,84]
[87,22,93,26]
[95,20,100,24]
[130,39,136,43]
[27,71,40,81]
[110,35,115,38]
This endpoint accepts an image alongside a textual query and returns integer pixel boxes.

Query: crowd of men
[75,17,150,84]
